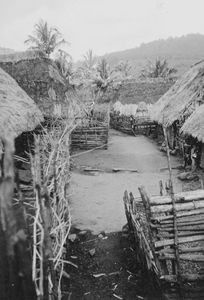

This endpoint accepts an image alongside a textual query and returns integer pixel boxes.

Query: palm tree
[83,49,96,70]
[140,58,177,79]
[97,58,109,80]
[114,60,131,77]
[25,20,66,56]
[55,50,73,83]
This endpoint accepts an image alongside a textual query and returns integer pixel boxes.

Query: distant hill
[0,47,15,55]
[104,34,204,77]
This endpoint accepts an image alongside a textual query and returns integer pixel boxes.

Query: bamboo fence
[71,105,110,151]
[29,119,75,299]
[71,125,109,150]
[124,186,204,300]
[0,118,75,300]
[110,112,157,136]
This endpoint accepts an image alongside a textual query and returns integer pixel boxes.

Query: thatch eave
[152,61,204,127]
[181,103,204,142]
[0,67,43,140]
[0,50,66,86]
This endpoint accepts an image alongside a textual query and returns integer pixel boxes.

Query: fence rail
[71,124,109,150]
[110,112,157,136]
[124,186,204,300]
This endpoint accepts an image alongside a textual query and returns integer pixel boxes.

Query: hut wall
[166,126,175,149]
[200,144,204,168]
[0,58,66,117]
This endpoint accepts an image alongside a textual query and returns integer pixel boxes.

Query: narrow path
[70,129,183,234]
[67,130,185,300]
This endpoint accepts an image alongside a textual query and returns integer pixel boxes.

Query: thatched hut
[136,101,148,113]
[181,103,204,167]
[0,51,67,117]
[0,67,43,140]
[152,60,204,148]
[181,103,204,142]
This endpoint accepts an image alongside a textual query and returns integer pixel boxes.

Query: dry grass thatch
[0,67,43,138]
[0,50,66,86]
[116,78,174,105]
[152,61,204,126]
[181,103,204,142]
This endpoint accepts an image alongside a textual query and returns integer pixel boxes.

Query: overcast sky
[1,0,204,60]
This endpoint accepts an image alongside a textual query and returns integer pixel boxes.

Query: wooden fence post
[0,139,36,300]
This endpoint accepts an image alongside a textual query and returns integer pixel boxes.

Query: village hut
[0,50,67,118]
[181,103,204,142]
[181,103,204,167]
[0,67,43,140]
[152,60,204,148]
[136,101,148,113]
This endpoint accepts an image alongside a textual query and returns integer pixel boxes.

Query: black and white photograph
[1,0,204,299]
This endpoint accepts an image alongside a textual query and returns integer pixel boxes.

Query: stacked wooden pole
[124,185,204,299]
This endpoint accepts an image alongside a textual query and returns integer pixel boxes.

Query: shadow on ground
[65,228,162,300]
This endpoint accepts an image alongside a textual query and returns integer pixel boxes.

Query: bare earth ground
[70,129,183,234]
[66,130,190,300]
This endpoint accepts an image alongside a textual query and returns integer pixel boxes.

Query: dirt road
[70,129,183,234]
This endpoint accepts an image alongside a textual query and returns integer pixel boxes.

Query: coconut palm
[140,58,177,79]
[97,58,110,80]
[114,60,131,77]
[25,20,66,56]
[83,49,97,71]
[55,50,73,82]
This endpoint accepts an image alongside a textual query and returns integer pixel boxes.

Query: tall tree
[140,58,177,79]
[55,50,73,83]
[97,58,109,80]
[25,20,66,56]
[83,49,97,71]
[114,60,131,77]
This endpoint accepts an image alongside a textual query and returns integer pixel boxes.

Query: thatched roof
[181,103,204,142]
[0,67,43,139]
[152,61,204,126]
[115,78,174,105]
[0,50,45,63]
[0,50,65,85]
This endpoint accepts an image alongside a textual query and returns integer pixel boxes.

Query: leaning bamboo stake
[163,126,183,299]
